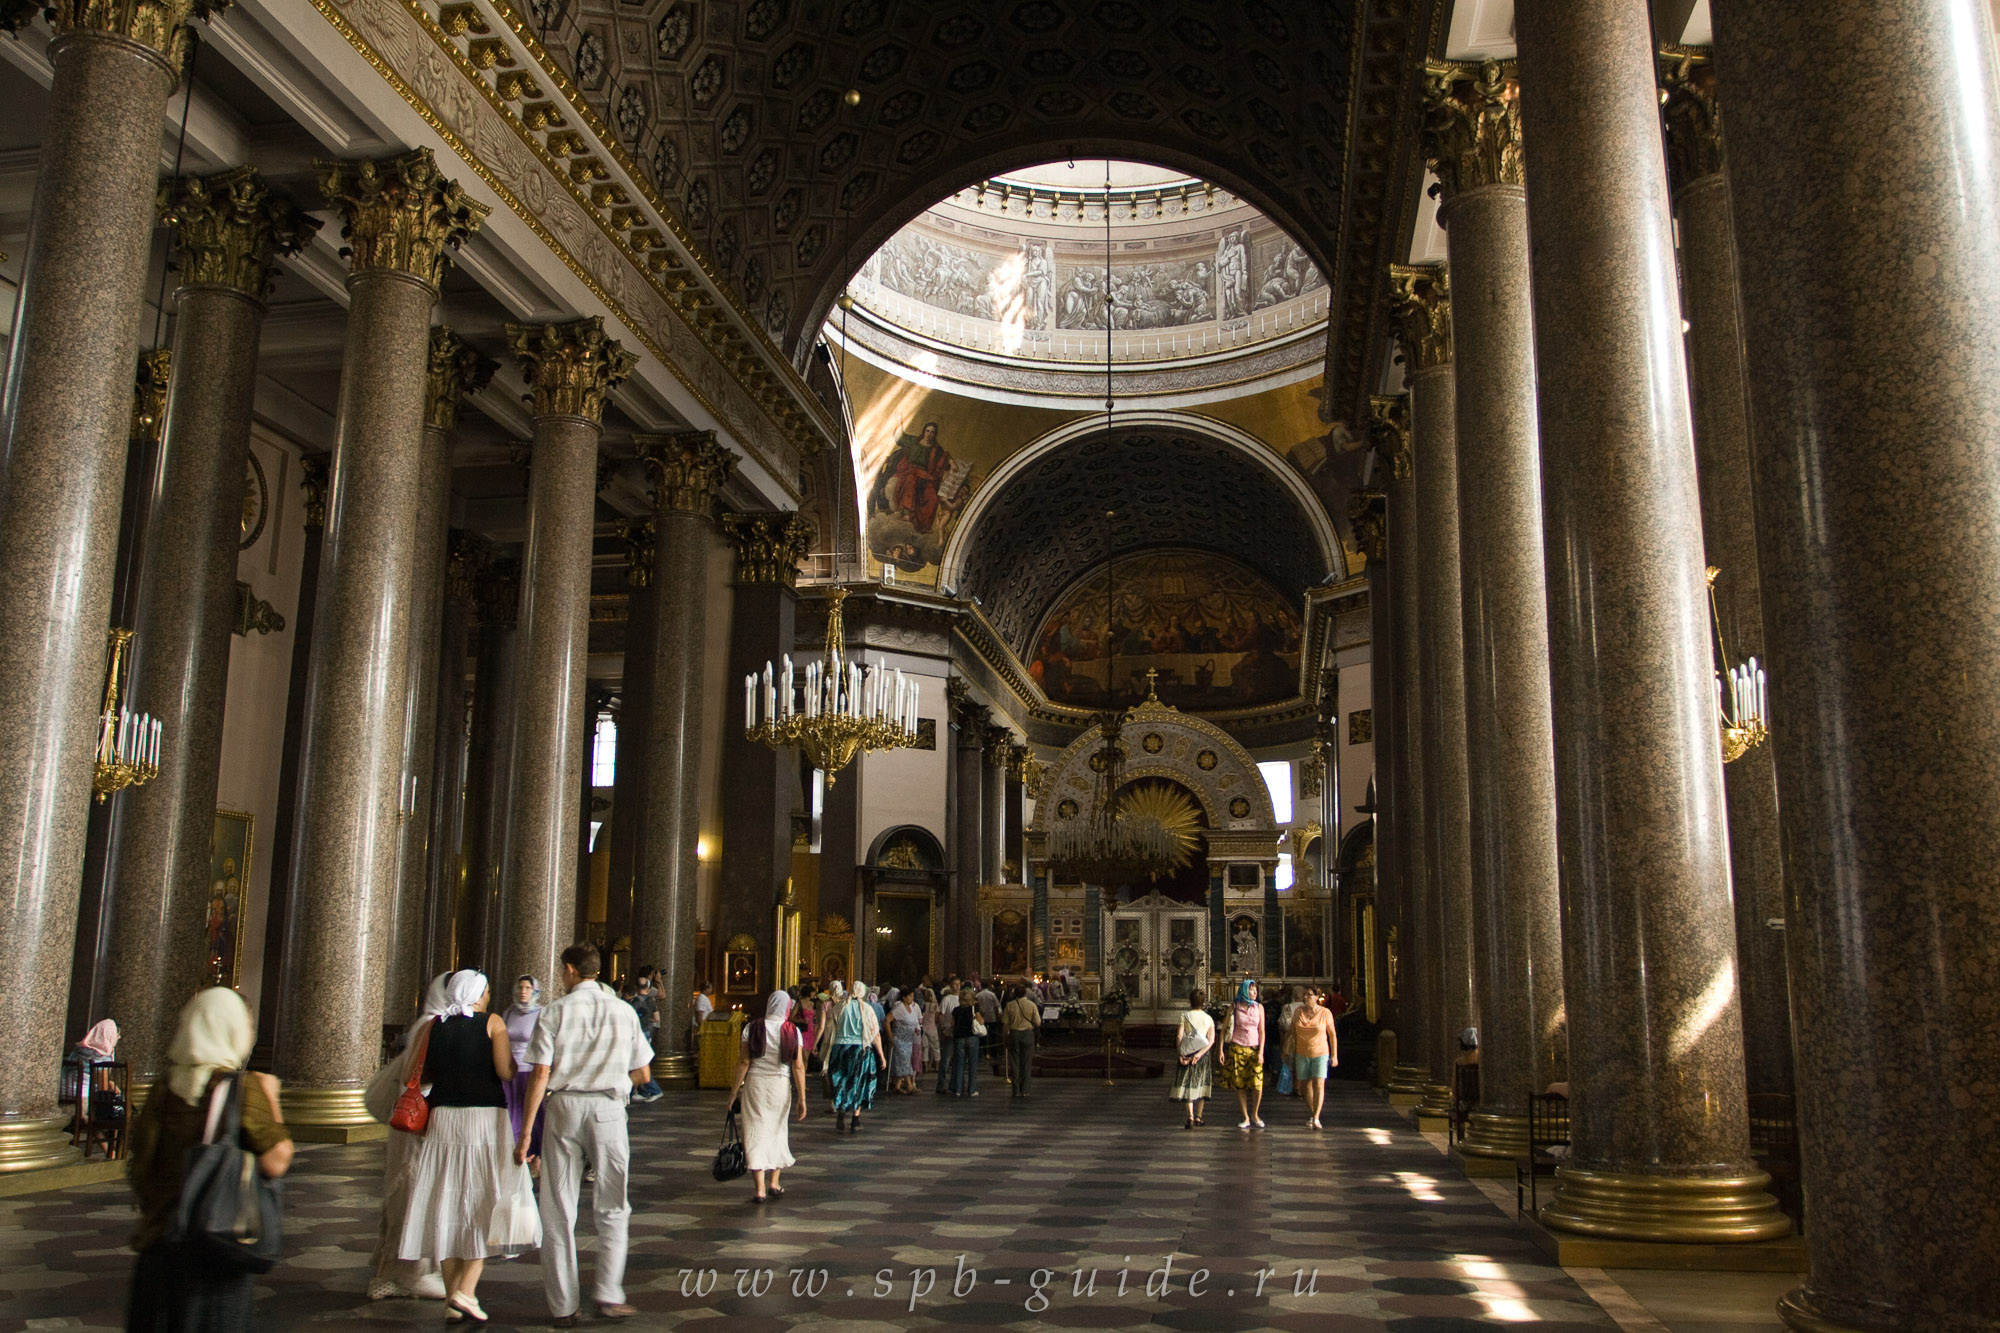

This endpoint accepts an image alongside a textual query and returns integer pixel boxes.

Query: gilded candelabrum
[93,628,161,803]
[1707,566,1769,764]
[743,588,919,787]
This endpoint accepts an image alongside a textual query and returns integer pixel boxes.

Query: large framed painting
[1028,549,1303,711]
[864,419,978,582]
[208,810,253,988]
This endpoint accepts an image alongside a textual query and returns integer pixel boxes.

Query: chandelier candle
[744,587,921,785]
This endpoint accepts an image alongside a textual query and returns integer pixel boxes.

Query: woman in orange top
[1289,986,1339,1129]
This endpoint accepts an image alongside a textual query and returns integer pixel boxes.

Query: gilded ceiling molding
[1658,46,1724,198]
[317,146,487,287]
[1369,393,1411,480]
[304,0,833,488]
[159,166,320,298]
[637,429,736,515]
[721,511,814,587]
[425,324,498,429]
[1387,264,1452,372]
[1420,59,1524,205]
[505,315,637,423]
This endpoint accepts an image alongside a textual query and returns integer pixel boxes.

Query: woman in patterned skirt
[1220,978,1267,1130]
[1170,988,1215,1128]
[825,981,885,1132]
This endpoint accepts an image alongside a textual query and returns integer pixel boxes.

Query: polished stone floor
[0,1076,1785,1330]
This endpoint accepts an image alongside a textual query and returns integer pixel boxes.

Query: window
[1275,853,1294,891]
[1258,759,1293,824]
[588,820,604,852]
[590,711,618,787]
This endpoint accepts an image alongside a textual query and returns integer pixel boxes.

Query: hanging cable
[151,30,199,352]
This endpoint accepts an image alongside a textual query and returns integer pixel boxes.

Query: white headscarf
[441,969,488,1019]
[829,980,845,1000]
[164,988,255,1105]
[762,989,792,1053]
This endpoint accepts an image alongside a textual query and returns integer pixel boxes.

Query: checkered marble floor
[0,1078,1623,1330]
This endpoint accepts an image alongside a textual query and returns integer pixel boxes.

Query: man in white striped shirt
[516,943,654,1325]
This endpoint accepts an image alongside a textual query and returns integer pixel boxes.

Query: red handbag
[389,1019,434,1135]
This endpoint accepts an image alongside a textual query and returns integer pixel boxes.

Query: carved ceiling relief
[521,0,1359,360]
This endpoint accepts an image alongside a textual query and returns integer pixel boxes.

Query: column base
[656,1053,697,1089]
[1523,1210,1804,1272]
[1386,1061,1429,1096]
[1541,1165,1792,1244]
[1777,1288,1878,1333]
[1457,1110,1529,1161]
[0,1114,81,1174]
[1416,1081,1453,1115]
[282,1086,388,1143]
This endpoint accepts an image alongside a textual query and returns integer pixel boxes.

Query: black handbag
[712,1106,747,1183]
[168,1073,284,1273]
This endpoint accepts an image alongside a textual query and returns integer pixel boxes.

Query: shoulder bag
[712,1106,747,1182]
[168,1072,284,1273]
[389,1018,434,1135]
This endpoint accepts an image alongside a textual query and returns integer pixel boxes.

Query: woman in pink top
[1290,986,1339,1129]
[1221,979,1266,1129]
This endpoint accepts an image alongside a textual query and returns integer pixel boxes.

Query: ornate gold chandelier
[743,587,919,786]
[1707,567,1770,763]
[93,628,161,803]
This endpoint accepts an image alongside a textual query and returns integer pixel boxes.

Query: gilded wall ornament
[619,517,655,589]
[506,315,636,423]
[298,453,329,530]
[1347,488,1387,567]
[721,509,813,585]
[424,325,499,431]
[1420,59,1524,205]
[1387,264,1452,372]
[316,147,488,289]
[1658,46,1724,196]
[639,429,736,514]
[130,348,170,446]
[1368,394,1411,480]
[159,167,318,299]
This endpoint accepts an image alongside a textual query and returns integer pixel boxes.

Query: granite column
[0,0,210,1172]
[100,169,315,1094]
[275,150,485,1134]
[711,507,812,1031]
[1391,265,1476,1121]
[1374,396,1432,1100]
[1514,0,1783,1239]
[1715,1,2000,1322]
[423,533,482,977]
[497,317,634,996]
[949,682,988,975]
[384,328,493,1024]
[632,436,731,1073]
[603,518,655,964]
[1348,485,1392,1032]
[1421,61,1569,1161]
[982,727,1008,892]
[1659,51,1792,1102]
[459,561,520,971]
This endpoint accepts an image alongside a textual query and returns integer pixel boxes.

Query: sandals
[445,1294,489,1324]
[751,1193,768,1204]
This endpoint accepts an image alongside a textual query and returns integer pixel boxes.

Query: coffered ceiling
[509,0,1362,365]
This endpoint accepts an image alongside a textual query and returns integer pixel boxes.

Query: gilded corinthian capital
[1421,59,1524,205]
[1367,394,1411,481]
[131,348,170,445]
[425,325,498,430]
[1387,264,1451,372]
[722,510,814,586]
[505,316,637,423]
[0,0,230,67]
[159,167,318,298]
[299,454,329,530]
[619,517,655,588]
[1659,47,1724,197]
[1347,488,1388,567]
[316,148,488,289]
[637,430,736,514]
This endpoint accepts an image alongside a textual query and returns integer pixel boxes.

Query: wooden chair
[1515,1091,1570,1217]
[1448,1062,1480,1145]
[1748,1092,1803,1232]
[69,1060,128,1161]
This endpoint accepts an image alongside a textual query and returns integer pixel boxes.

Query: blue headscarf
[1234,978,1258,1005]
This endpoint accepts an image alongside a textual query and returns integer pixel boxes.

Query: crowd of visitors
[117,963,1341,1328]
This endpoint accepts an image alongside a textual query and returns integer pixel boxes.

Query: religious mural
[865,420,978,575]
[1027,550,1302,710]
[207,810,252,987]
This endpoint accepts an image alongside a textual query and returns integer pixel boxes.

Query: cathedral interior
[0,0,1995,1329]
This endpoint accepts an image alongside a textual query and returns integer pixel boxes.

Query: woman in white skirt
[1171,988,1216,1129]
[397,970,541,1323]
[729,990,807,1203]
